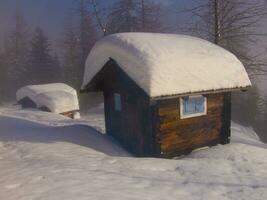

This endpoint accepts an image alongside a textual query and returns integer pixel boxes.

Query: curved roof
[82,33,251,98]
[16,83,79,113]
[36,91,79,114]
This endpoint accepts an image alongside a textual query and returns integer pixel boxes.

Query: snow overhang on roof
[81,33,252,98]
[16,83,79,114]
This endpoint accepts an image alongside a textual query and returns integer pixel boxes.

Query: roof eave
[80,83,100,94]
[150,85,252,101]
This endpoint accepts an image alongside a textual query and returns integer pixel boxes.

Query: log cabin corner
[81,33,252,158]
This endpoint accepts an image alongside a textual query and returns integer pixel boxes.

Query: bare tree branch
[178,0,267,76]
[91,0,107,36]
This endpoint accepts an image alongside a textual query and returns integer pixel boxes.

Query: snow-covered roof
[16,83,79,114]
[82,33,251,98]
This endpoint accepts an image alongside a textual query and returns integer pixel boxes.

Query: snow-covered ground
[0,105,267,200]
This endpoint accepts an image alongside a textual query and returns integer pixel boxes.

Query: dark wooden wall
[153,93,231,158]
[91,60,154,156]
[18,97,37,108]
[60,110,77,119]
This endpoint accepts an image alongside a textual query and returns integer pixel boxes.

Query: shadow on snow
[0,116,130,157]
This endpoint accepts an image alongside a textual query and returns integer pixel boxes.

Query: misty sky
[0,0,266,78]
[0,0,78,43]
[0,0,188,45]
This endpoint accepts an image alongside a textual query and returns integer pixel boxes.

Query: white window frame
[114,93,122,112]
[180,95,207,119]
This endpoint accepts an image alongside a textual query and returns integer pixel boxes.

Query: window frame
[114,93,122,112]
[180,95,207,119]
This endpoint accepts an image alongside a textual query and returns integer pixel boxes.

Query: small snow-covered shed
[81,33,251,157]
[17,83,80,119]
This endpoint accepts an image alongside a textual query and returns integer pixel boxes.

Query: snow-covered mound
[16,83,79,114]
[36,91,79,114]
[82,33,251,97]
[0,106,267,200]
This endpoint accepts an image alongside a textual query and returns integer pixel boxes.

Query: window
[114,93,122,111]
[180,95,207,119]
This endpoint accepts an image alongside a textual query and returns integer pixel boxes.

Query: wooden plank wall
[155,93,226,157]
[221,93,231,144]
[101,62,153,156]
[60,110,77,119]
[18,97,37,108]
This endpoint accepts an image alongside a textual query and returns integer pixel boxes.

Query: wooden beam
[151,86,251,101]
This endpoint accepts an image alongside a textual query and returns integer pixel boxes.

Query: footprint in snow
[31,176,45,183]
[52,169,62,173]
[5,183,22,190]
[52,169,80,173]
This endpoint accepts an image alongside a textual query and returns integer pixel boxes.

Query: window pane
[114,93,121,111]
[195,97,205,112]
[184,98,196,114]
[182,96,205,116]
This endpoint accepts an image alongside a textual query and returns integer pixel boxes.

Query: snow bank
[16,83,79,114]
[82,33,251,97]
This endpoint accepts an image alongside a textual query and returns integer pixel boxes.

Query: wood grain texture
[60,110,78,119]
[18,97,37,109]
[155,93,228,157]
[91,59,154,156]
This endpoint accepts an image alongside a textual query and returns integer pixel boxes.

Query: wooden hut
[81,33,251,158]
[16,83,80,119]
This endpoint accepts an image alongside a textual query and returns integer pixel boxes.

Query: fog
[0,0,267,142]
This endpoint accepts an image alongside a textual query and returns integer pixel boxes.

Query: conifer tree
[61,0,97,89]
[3,13,30,97]
[0,49,7,101]
[77,0,97,65]
[29,27,56,84]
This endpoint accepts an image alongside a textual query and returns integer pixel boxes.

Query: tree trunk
[214,0,219,44]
